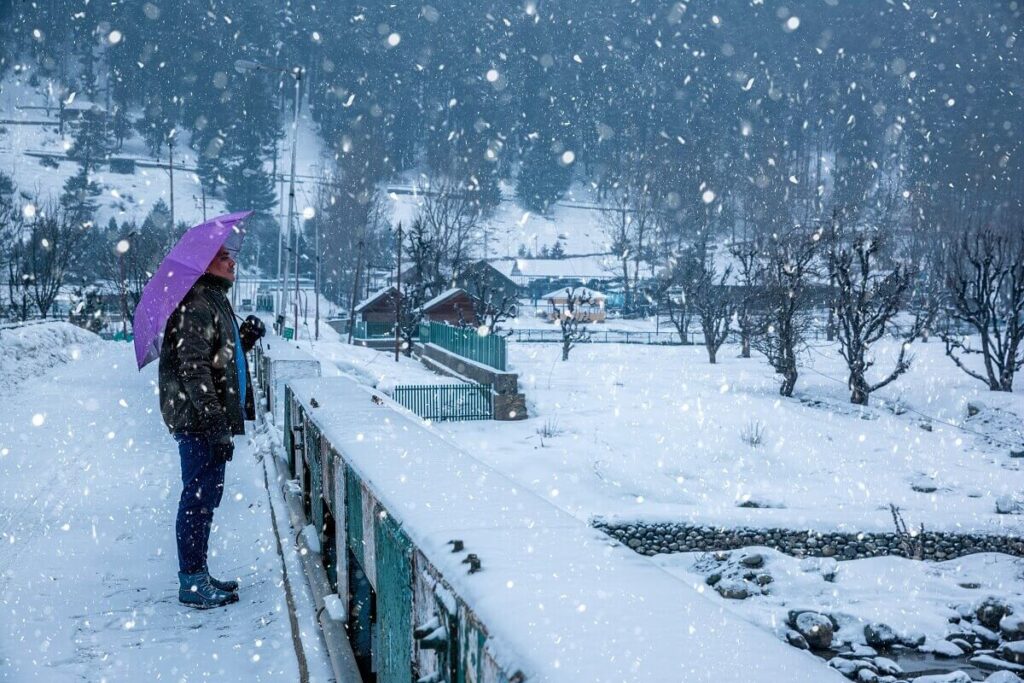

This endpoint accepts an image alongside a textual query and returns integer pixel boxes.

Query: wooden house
[419,288,477,325]
[354,286,399,323]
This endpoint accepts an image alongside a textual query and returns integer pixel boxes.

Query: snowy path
[0,340,302,682]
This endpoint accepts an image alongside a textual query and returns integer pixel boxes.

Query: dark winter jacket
[158,274,255,443]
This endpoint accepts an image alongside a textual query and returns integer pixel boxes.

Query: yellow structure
[542,287,607,323]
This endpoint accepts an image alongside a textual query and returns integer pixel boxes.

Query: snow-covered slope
[0,321,100,392]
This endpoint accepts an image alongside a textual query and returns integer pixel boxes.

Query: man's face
[206,247,236,282]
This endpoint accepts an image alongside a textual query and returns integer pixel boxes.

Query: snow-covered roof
[511,255,618,281]
[542,286,607,301]
[419,287,469,312]
[354,285,397,313]
[485,259,517,279]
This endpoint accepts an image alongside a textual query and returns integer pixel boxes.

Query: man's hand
[239,315,266,351]
[212,434,234,462]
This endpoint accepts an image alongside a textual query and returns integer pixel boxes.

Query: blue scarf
[233,319,247,416]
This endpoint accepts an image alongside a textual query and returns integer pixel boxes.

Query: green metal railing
[392,383,493,421]
[354,320,397,339]
[421,321,506,371]
[512,328,686,345]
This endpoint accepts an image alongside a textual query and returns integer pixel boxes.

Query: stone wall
[593,520,1024,561]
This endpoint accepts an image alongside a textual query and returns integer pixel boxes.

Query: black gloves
[239,315,266,350]
[212,434,234,462]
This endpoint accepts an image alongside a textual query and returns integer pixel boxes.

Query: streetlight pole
[394,222,402,362]
[235,59,303,335]
[314,216,320,340]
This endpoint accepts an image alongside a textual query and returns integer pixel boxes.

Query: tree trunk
[561,343,569,361]
[741,332,750,358]
[780,367,797,397]
[707,346,717,364]
[850,381,870,405]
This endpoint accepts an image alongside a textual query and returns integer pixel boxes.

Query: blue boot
[206,568,239,594]
[178,571,239,609]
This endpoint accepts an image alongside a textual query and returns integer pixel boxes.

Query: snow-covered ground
[437,338,1024,535]
[0,324,324,681]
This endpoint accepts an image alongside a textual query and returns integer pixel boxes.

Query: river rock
[740,552,765,568]
[794,611,834,649]
[1000,642,1024,665]
[872,657,903,676]
[931,639,965,658]
[1002,614,1024,641]
[985,671,1024,682]
[715,579,749,600]
[828,657,876,678]
[995,496,1022,515]
[857,669,880,682]
[973,654,1024,674]
[786,629,809,650]
[915,673,971,683]
[865,622,899,648]
[978,598,1013,630]
[970,622,1005,648]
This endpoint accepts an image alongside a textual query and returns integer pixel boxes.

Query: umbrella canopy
[132,211,252,369]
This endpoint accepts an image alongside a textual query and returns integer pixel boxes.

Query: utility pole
[287,70,302,338]
[168,133,175,231]
[394,221,402,362]
[314,216,320,340]
[235,59,302,334]
[347,235,366,344]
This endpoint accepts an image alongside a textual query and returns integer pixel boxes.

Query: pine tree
[516,140,571,214]
[67,108,111,174]
[223,135,277,216]
[60,168,100,227]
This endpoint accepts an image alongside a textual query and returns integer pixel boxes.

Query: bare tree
[601,179,658,314]
[415,175,485,293]
[5,235,32,321]
[728,239,759,358]
[460,270,518,336]
[653,264,692,345]
[0,176,25,319]
[680,245,734,364]
[826,222,929,405]
[26,203,88,318]
[558,288,593,361]
[92,220,169,331]
[750,228,822,397]
[941,222,1024,391]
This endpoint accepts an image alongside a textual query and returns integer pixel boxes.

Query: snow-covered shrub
[537,418,563,439]
[740,419,766,447]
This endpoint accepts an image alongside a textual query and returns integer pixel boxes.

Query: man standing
[159,245,266,609]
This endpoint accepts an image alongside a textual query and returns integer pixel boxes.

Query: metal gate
[392,384,493,421]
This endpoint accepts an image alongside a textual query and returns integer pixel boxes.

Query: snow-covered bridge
[0,323,840,682]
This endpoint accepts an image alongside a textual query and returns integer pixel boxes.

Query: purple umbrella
[133,210,252,369]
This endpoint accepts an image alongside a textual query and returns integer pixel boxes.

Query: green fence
[421,321,506,371]
[354,320,397,339]
[392,383,493,421]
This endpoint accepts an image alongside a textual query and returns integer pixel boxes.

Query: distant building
[419,288,476,325]
[354,285,399,323]
[507,255,618,288]
[230,276,314,313]
[542,286,607,323]
[455,260,523,302]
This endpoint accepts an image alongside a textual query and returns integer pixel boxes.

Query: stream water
[816,648,990,681]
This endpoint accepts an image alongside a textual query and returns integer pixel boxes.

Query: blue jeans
[175,434,227,574]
